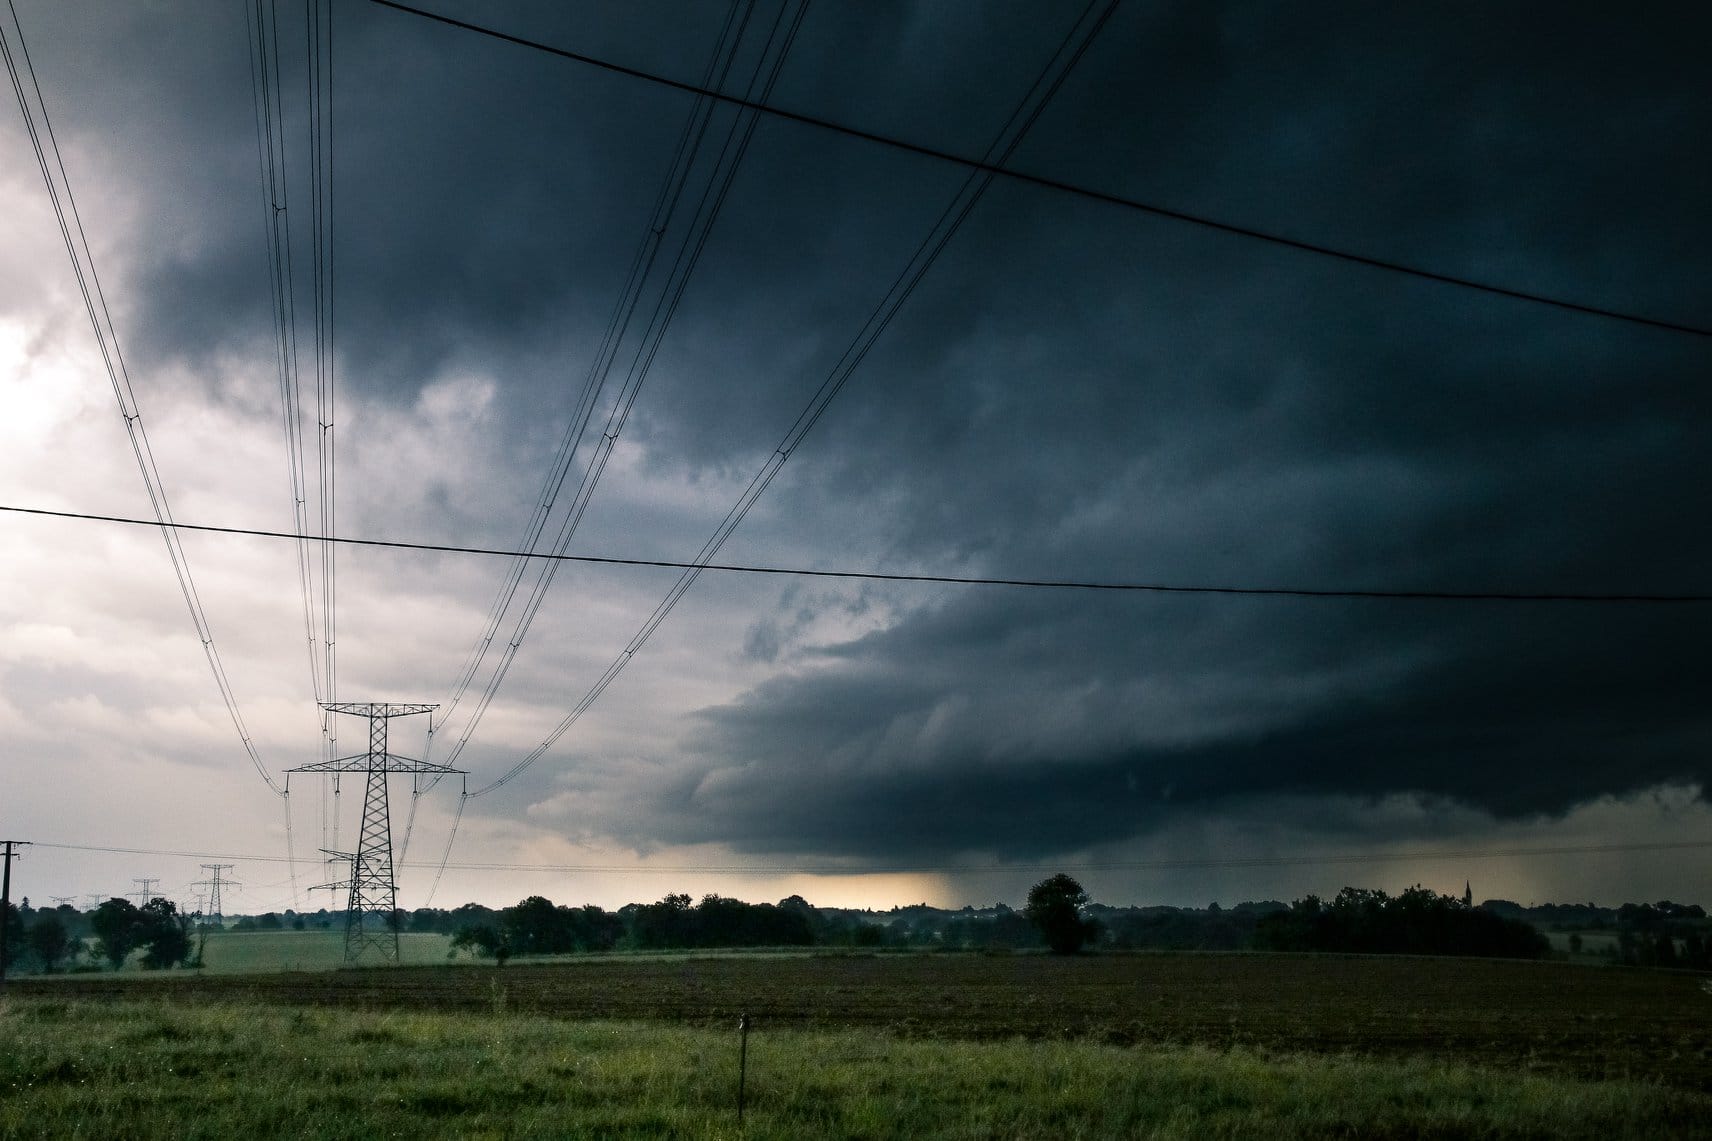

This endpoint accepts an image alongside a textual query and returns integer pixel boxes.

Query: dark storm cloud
[638,586,1710,860]
[561,3,1709,859]
[14,1,1707,865]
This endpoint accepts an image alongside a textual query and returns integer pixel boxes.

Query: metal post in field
[737,1012,751,1124]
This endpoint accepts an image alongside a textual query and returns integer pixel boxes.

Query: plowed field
[18,952,1712,1090]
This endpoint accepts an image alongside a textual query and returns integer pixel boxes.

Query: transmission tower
[49,895,74,908]
[129,878,159,907]
[193,864,237,930]
[289,702,460,963]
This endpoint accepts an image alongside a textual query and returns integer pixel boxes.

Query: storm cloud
[1,0,1707,909]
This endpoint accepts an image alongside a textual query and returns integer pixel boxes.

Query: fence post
[737,1012,751,1124]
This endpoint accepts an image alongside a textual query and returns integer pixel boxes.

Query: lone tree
[91,898,143,968]
[27,916,72,973]
[137,899,193,970]
[1025,873,1098,954]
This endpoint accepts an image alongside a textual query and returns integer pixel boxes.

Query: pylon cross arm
[287,755,463,774]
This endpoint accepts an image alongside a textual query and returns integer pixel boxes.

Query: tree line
[1251,886,1550,958]
[10,879,1706,971]
[2,897,194,973]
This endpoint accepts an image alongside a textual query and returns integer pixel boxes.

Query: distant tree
[0,901,23,971]
[503,896,567,955]
[451,924,504,959]
[137,899,193,969]
[27,916,71,973]
[1025,874,1098,955]
[409,908,447,933]
[257,912,284,931]
[629,893,696,949]
[568,905,624,952]
[91,898,143,968]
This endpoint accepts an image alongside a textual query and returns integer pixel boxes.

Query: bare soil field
[18,951,1712,1090]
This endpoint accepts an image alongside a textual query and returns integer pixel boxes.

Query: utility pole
[129,878,160,907]
[1,840,30,990]
[289,702,461,964]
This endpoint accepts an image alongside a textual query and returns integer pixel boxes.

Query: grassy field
[194,930,455,973]
[18,951,1712,1090]
[2,996,1708,1139]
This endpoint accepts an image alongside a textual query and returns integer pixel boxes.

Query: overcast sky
[1,0,1708,916]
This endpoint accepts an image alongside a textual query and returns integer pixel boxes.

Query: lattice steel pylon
[194,864,236,929]
[288,702,461,963]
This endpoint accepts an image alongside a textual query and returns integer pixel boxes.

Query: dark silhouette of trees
[137,899,192,969]
[1097,903,1283,951]
[940,904,1043,950]
[502,896,624,954]
[27,916,72,973]
[91,898,142,968]
[89,897,193,970]
[624,893,813,950]
[451,923,504,959]
[1253,886,1549,959]
[1025,874,1099,955]
[1610,902,1710,967]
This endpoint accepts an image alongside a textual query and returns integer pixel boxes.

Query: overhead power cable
[409,0,770,872]
[464,0,1119,800]
[436,0,809,780]
[6,504,1707,606]
[365,0,1710,340]
[245,0,323,712]
[1,2,284,796]
[28,837,1712,876]
[434,0,753,740]
[307,0,341,804]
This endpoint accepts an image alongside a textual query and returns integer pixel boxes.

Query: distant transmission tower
[129,878,159,907]
[194,864,237,929]
[289,702,460,963]
[49,895,75,908]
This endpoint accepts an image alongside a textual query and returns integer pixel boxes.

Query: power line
[305,0,340,797]
[365,0,1711,340]
[433,0,753,739]
[5,503,1705,605]
[408,0,768,878]
[245,0,326,716]
[26,837,1712,876]
[434,0,805,777]
[1,1,284,796]
[468,0,1115,799]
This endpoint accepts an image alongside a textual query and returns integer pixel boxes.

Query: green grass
[1,997,1707,1139]
[192,931,454,973]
